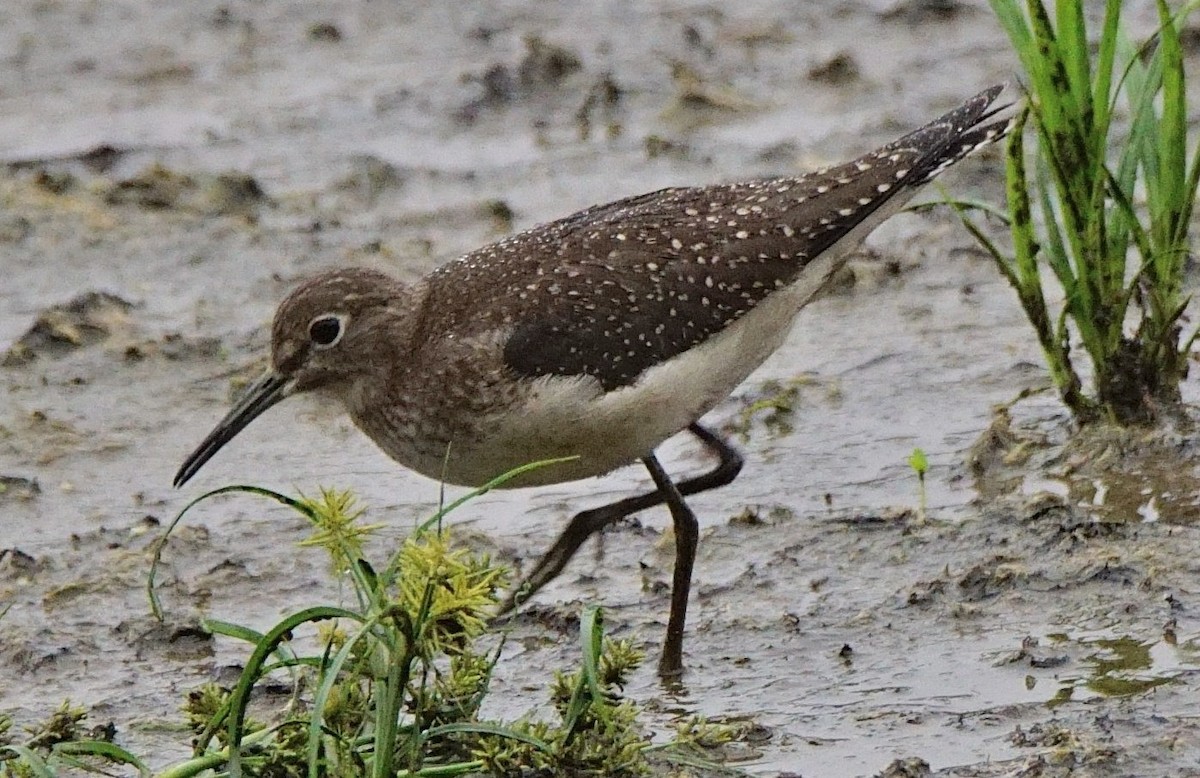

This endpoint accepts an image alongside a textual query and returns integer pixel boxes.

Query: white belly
[440,244,847,488]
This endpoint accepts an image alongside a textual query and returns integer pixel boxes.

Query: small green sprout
[908,447,929,523]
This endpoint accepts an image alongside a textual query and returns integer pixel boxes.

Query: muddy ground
[2,1,1200,775]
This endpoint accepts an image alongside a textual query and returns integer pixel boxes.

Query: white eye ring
[308,313,347,349]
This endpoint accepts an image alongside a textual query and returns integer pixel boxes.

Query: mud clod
[307,21,342,42]
[203,172,268,216]
[0,214,33,242]
[668,62,760,115]
[644,133,689,160]
[335,155,405,201]
[105,164,195,209]
[880,0,967,24]
[993,636,1069,669]
[518,35,582,88]
[876,756,931,777]
[507,602,582,636]
[958,555,1029,601]
[455,35,583,123]
[103,164,268,216]
[0,475,40,501]
[0,546,43,577]
[808,52,861,85]
[79,143,125,173]
[32,169,76,194]
[3,291,135,365]
[905,578,946,606]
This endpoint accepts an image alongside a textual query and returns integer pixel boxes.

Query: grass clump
[156,484,515,778]
[4,470,747,777]
[473,617,649,776]
[0,702,145,776]
[162,485,638,777]
[960,0,1200,424]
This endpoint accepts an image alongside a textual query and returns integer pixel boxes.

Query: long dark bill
[173,371,292,487]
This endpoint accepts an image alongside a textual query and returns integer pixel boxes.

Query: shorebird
[175,85,1008,677]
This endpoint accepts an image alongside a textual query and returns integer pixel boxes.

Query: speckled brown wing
[430,86,1008,392]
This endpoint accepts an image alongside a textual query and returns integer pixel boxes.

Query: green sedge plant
[958,0,1200,424]
[3,464,747,777]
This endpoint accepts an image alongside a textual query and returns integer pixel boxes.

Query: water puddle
[1038,629,1199,706]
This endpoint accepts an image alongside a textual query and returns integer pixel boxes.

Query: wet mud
[3,1,1199,775]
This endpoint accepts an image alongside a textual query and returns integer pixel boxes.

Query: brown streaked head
[173,267,408,487]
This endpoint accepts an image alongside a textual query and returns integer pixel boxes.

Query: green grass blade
[148,485,315,620]
[1055,0,1090,113]
[1005,107,1056,318]
[202,619,266,645]
[561,606,607,743]
[989,0,1038,82]
[154,752,233,778]
[1181,313,1200,356]
[1106,167,1159,281]
[1091,0,1123,142]
[579,605,605,704]
[1005,107,1036,274]
[1156,0,1186,242]
[416,457,579,535]
[941,197,1020,288]
[226,606,365,774]
[1179,139,1200,248]
[1033,164,1074,299]
[307,616,380,778]
[1025,0,1068,127]
[911,194,1013,225]
[1028,0,1092,185]
[54,741,150,777]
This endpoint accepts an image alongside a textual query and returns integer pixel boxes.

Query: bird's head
[173,267,409,487]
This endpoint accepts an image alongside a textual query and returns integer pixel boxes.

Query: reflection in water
[975,405,1200,525]
[1044,631,1198,708]
[1070,463,1199,525]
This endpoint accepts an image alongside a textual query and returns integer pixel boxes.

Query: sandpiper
[175,86,1009,677]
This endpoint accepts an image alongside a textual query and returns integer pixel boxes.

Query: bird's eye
[308,315,344,348]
